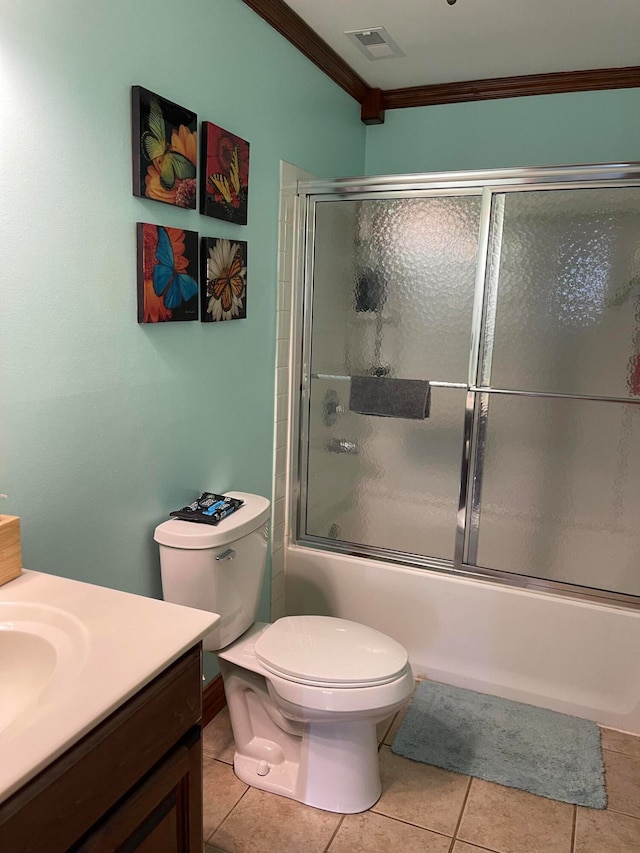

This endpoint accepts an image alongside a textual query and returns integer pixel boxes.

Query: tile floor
[201,704,640,853]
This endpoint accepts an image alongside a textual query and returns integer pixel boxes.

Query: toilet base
[233,718,382,813]
[219,658,396,813]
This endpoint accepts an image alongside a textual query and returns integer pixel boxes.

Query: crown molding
[241,1,640,125]
[383,66,640,110]
[240,0,369,103]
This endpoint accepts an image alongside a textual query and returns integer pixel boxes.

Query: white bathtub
[285,544,640,734]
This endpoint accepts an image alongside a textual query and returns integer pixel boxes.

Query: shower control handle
[326,438,359,455]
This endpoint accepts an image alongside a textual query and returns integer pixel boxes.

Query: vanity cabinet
[0,645,204,852]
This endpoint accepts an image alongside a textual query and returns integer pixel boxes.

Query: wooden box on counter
[0,516,22,587]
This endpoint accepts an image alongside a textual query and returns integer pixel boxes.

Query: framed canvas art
[200,121,249,224]
[132,86,197,209]
[137,223,199,323]
[200,237,247,322]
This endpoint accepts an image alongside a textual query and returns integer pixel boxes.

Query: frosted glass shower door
[301,194,482,561]
[470,187,640,596]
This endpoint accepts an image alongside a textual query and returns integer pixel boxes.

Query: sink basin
[0,602,90,736]
[0,570,216,805]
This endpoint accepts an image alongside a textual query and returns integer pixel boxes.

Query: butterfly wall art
[200,122,250,224]
[132,86,198,209]
[137,223,199,323]
[200,237,247,322]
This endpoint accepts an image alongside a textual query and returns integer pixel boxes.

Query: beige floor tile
[600,727,640,759]
[372,745,470,836]
[603,748,640,818]
[210,786,341,853]
[203,707,236,764]
[457,778,574,853]
[452,843,501,853]
[575,806,640,853]
[328,811,451,853]
[202,757,248,842]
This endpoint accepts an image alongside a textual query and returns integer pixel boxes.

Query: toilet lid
[254,616,408,687]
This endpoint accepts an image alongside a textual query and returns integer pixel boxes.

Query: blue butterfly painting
[153,226,198,309]
[137,223,199,323]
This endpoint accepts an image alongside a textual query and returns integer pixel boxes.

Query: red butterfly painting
[200,122,249,224]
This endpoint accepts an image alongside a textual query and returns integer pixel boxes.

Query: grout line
[204,778,250,846]
[602,746,640,758]
[324,814,346,851]
[378,711,397,746]
[450,775,474,844]
[606,806,640,820]
[570,804,577,852]
[369,807,455,840]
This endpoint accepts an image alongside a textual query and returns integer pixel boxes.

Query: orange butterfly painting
[200,121,249,224]
[200,237,247,322]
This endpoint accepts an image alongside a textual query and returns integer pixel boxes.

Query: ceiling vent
[345,27,405,61]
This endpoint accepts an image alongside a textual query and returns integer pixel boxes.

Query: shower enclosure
[293,164,640,605]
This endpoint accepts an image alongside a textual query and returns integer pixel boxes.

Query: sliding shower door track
[295,536,640,612]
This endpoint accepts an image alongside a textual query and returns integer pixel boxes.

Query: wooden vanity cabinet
[0,645,204,853]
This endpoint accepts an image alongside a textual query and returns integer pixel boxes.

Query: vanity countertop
[0,569,217,804]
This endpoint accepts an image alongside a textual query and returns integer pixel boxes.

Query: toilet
[154,492,414,814]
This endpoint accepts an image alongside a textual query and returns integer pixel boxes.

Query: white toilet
[154,492,414,814]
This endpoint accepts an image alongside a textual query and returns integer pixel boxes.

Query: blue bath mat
[392,681,607,808]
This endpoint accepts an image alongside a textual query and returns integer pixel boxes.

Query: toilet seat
[254,615,408,688]
[219,621,415,716]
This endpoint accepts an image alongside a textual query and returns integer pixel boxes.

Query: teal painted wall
[365,89,640,175]
[3,0,638,664]
[0,0,365,633]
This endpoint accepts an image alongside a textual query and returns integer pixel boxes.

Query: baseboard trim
[201,674,226,727]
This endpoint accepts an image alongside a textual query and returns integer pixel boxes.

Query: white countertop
[0,570,217,804]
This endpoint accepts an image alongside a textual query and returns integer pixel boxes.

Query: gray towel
[349,376,431,419]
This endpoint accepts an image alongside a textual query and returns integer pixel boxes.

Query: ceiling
[283,0,640,91]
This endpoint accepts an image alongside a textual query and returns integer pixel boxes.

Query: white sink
[0,602,90,736]
[0,571,217,805]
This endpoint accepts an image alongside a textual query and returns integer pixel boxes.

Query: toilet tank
[154,492,270,651]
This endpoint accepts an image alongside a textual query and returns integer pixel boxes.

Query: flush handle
[215,548,236,561]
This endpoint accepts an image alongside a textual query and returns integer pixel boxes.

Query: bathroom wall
[0,0,365,630]
[365,88,640,175]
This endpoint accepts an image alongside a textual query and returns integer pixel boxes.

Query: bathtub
[285,543,640,734]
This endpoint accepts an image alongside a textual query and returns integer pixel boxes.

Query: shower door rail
[292,163,640,608]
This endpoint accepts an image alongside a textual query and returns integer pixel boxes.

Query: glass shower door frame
[463,181,640,590]
[291,163,640,608]
[296,187,480,574]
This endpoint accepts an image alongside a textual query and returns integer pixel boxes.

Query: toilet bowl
[154,492,414,813]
